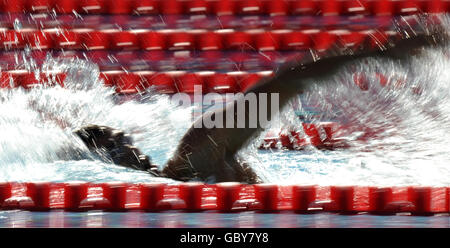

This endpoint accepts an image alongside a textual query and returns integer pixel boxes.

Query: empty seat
[395,0,422,15]
[99,71,116,87]
[265,0,288,16]
[197,31,223,51]
[290,0,318,15]
[371,0,394,16]
[206,73,237,94]
[106,0,133,14]
[2,0,27,13]
[132,0,159,14]
[109,30,139,50]
[212,0,237,15]
[186,0,211,14]
[319,0,341,16]
[139,31,166,50]
[0,30,25,49]
[176,73,204,94]
[113,72,142,94]
[223,31,253,50]
[167,31,195,50]
[21,72,41,89]
[342,0,369,15]
[0,71,23,88]
[80,0,107,14]
[312,32,338,52]
[24,30,53,50]
[254,32,280,51]
[81,30,109,50]
[28,0,52,12]
[54,0,81,14]
[422,0,447,13]
[160,0,184,15]
[281,31,311,50]
[146,73,177,94]
[238,0,263,15]
[52,30,82,50]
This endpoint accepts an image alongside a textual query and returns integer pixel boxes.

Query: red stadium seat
[197,31,223,51]
[52,30,82,50]
[281,31,312,50]
[160,0,184,15]
[319,0,341,16]
[238,0,263,15]
[0,70,23,88]
[223,31,253,50]
[28,0,52,12]
[395,0,421,15]
[81,30,110,50]
[206,73,237,94]
[139,31,165,50]
[106,0,133,14]
[21,72,41,89]
[2,0,27,13]
[265,0,288,16]
[80,0,106,14]
[312,32,338,52]
[167,31,195,50]
[146,73,177,94]
[132,0,159,14]
[254,31,280,51]
[113,72,142,94]
[99,71,116,87]
[23,30,53,50]
[371,0,394,16]
[0,30,25,49]
[54,0,81,14]
[422,0,447,13]
[212,0,237,15]
[186,0,211,14]
[109,30,138,50]
[342,0,369,15]
[176,73,204,93]
[290,0,318,15]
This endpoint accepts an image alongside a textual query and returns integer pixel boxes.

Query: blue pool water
[1,210,449,228]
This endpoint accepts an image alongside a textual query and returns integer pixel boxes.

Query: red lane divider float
[0,28,403,51]
[0,182,449,215]
[0,0,448,16]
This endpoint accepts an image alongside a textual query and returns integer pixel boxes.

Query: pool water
[1,210,449,228]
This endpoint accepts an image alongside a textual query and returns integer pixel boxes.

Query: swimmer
[74,17,446,184]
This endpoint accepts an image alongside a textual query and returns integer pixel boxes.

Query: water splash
[246,21,450,187]
[1,16,450,186]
